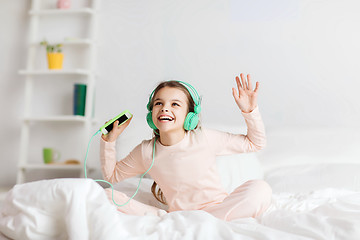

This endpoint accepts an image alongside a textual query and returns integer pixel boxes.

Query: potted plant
[40,40,64,70]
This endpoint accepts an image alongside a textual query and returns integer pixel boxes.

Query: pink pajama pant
[105,180,272,221]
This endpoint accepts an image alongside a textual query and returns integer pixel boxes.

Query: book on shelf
[73,83,87,116]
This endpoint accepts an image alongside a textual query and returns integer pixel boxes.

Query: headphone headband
[147,80,201,111]
[176,81,201,106]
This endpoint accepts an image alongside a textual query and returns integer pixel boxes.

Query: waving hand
[232,73,259,113]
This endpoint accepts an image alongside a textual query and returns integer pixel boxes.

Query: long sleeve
[100,138,147,183]
[204,106,266,155]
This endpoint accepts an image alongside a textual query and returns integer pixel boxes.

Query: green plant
[40,40,63,53]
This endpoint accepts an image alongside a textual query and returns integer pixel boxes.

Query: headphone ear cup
[184,112,199,131]
[146,102,151,111]
[146,111,158,130]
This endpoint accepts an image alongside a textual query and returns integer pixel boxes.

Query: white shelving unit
[17,0,100,184]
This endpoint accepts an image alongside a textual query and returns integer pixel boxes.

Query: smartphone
[100,110,132,135]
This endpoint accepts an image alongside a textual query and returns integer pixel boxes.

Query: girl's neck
[159,130,186,146]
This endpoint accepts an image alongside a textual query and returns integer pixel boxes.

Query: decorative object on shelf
[73,83,87,116]
[48,159,81,165]
[43,147,61,164]
[64,159,80,165]
[40,40,64,70]
[57,0,71,9]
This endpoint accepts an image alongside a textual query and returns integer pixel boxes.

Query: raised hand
[232,73,259,113]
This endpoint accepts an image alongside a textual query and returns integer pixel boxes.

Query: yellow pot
[47,52,64,69]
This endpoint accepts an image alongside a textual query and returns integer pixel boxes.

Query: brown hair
[149,80,198,205]
[148,81,195,116]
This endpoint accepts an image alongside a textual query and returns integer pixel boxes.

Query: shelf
[24,115,86,122]
[31,38,94,47]
[19,69,92,76]
[29,8,95,16]
[24,115,97,124]
[19,163,84,170]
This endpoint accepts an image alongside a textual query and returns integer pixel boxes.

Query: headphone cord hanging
[84,130,156,207]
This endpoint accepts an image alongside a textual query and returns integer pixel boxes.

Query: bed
[1,125,360,240]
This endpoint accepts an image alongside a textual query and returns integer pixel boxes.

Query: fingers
[240,73,247,90]
[232,87,239,101]
[236,73,247,91]
[236,73,258,92]
[247,74,252,90]
[254,81,260,93]
[235,76,242,91]
[113,120,119,128]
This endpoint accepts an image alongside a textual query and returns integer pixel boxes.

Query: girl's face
[151,87,189,135]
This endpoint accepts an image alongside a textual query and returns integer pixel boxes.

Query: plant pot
[47,52,64,70]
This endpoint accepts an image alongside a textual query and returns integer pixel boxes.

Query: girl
[100,73,272,221]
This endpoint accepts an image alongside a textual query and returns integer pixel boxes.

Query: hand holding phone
[100,110,133,142]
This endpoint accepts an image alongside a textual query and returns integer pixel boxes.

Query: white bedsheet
[1,177,360,240]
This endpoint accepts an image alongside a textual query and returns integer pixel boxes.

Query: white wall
[1,0,360,188]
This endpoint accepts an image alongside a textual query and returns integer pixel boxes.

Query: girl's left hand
[232,73,259,113]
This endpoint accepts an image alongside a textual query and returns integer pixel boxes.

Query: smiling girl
[100,73,272,221]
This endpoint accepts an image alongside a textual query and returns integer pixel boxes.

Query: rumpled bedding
[1,178,360,240]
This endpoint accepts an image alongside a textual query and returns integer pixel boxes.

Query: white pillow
[204,123,264,193]
[216,153,264,193]
[265,163,360,193]
[257,127,360,172]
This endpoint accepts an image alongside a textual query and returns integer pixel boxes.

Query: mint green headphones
[146,81,201,131]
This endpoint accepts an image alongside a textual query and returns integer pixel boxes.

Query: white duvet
[1,175,360,240]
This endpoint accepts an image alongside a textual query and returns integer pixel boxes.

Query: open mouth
[158,115,174,122]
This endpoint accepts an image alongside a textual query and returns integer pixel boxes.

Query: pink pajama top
[100,106,266,212]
